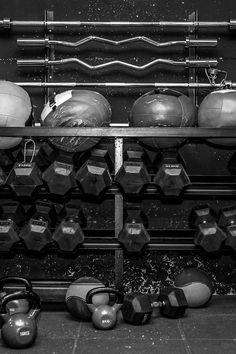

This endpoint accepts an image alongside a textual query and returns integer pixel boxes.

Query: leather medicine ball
[0,81,32,149]
[198,89,236,146]
[65,277,109,321]
[41,90,112,153]
[129,88,196,150]
[174,268,214,308]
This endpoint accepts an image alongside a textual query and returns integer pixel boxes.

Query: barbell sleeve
[17,59,46,67]
[185,38,218,47]
[17,38,50,47]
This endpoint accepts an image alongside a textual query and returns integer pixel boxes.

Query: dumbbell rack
[1,10,236,299]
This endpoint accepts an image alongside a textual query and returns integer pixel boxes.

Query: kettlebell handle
[0,277,32,292]
[1,291,41,317]
[86,287,123,306]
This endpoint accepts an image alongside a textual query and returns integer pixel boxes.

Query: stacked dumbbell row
[0,144,113,197]
[0,199,151,253]
[0,201,86,252]
[0,143,192,198]
[1,200,236,253]
[120,203,236,253]
[0,200,150,253]
[191,204,236,252]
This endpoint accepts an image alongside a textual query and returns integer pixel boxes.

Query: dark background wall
[1,0,236,296]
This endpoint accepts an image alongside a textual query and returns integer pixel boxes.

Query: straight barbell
[1,18,236,29]
[13,81,235,88]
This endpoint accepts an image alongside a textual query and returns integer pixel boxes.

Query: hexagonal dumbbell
[189,205,226,252]
[75,148,113,197]
[53,203,86,252]
[154,152,190,197]
[0,146,20,171]
[118,205,150,252]
[42,151,77,196]
[0,202,26,251]
[19,200,57,252]
[115,148,151,195]
[121,287,188,325]
[34,141,59,171]
[0,167,6,185]
[218,205,236,251]
[0,147,20,187]
[6,141,43,197]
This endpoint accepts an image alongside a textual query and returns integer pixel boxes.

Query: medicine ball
[41,90,112,153]
[129,88,196,150]
[198,89,236,146]
[174,268,214,308]
[65,277,109,321]
[0,81,32,149]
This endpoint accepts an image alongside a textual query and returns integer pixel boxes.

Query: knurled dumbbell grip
[151,301,166,308]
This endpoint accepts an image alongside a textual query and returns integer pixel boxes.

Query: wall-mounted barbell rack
[1,10,236,295]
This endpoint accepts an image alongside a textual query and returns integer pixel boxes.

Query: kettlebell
[86,287,123,330]
[0,291,41,348]
[0,276,32,315]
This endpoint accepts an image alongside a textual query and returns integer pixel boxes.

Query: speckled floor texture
[1,296,236,354]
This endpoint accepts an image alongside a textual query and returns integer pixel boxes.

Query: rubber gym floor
[0,296,235,354]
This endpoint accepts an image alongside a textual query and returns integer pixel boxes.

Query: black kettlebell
[86,287,123,330]
[0,276,32,315]
[0,291,41,349]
